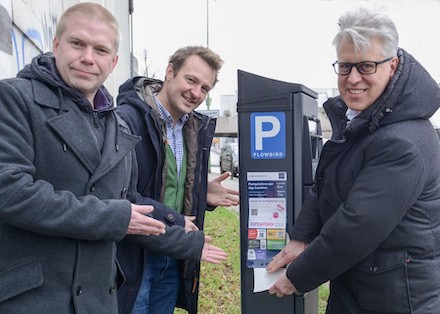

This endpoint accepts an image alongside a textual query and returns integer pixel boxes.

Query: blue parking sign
[250,112,286,159]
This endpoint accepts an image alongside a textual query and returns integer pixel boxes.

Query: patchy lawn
[175,207,328,313]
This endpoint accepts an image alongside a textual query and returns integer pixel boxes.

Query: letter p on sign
[254,116,280,150]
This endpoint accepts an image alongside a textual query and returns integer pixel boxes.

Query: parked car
[220,142,239,177]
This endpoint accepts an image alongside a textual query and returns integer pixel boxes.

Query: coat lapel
[90,112,140,182]
[48,109,102,174]
[47,104,140,180]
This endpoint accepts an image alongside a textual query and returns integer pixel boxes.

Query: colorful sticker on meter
[246,172,288,268]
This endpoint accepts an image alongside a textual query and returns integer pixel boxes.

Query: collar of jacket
[133,76,163,115]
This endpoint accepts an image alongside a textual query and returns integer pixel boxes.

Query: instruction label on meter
[246,171,287,268]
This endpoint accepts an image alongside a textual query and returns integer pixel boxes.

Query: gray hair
[332,7,399,58]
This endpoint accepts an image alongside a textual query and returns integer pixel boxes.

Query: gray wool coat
[0,77,140,313]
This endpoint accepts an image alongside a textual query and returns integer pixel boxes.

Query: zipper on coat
[93,112,99,128]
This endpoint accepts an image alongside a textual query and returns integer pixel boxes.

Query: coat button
[166,213,175,223]
[109,285,116,294]
[121,188,128,199]
[369,266,378,273]
[126,288,133,295]
[89,185,96,192]
[76,286,83,295]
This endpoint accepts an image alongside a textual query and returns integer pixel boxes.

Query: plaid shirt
[154,94,189,179]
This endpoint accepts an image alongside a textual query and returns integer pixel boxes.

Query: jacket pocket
[349,249,411,313]
[176,260,199,313]
[0,261,44,302]
[115,258,126,289]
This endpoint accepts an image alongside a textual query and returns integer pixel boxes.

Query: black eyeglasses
[332,57,393,75]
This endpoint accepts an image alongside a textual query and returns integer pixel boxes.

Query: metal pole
[129,0,134,77]
[206,0,211,109]
[206,0,210,48]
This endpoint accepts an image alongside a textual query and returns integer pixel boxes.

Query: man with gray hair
[268,7,440,313]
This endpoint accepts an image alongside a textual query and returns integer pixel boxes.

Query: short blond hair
[168,46,224,86]
[56,2,120,53]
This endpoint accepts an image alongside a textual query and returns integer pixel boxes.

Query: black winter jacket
[289,49,440,313]
[116,76,216,314]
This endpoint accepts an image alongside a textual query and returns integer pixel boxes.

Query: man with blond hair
[0,3,166,313]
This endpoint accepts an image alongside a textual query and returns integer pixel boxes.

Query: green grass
[175,207,328,313]
[319,282,329,313]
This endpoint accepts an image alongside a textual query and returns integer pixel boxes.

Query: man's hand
[266,240,308,272]
[184,216,199,232]
[127,204,166,236]
[201,235,228,264]
[206,172,239,207]
[268,270,297,297]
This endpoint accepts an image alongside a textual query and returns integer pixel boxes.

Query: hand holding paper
[268,269,298,297]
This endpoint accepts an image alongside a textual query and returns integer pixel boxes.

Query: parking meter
[237,70,319,314]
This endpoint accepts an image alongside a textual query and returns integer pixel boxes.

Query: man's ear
[52,37,59,53]
[390,56,399,76]
[165,63,175,81]
[111,54,119,72]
